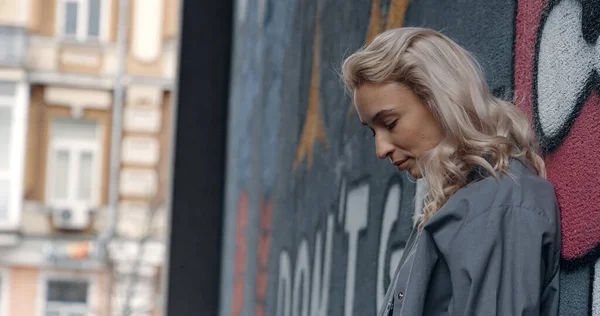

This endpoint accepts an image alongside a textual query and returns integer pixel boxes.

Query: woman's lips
[393,158,409,171]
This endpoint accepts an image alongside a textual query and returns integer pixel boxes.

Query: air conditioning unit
[51,204,92,230]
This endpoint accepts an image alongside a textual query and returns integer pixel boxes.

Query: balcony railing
[0,25,27,68]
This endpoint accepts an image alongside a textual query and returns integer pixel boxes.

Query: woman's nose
[375,136,394,160]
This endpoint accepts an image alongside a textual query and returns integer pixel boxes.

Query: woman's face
[354,82,443,178]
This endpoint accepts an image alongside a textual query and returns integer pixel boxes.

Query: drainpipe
[100,0,130,314]
[105,0,129,244]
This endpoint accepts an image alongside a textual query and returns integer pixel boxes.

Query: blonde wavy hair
[342,27,546,228]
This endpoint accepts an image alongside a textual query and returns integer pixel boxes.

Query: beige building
[0,0,180,315]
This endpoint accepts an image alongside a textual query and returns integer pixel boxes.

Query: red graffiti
[515,0,600,265]
[255,197,273,316]
[231,191,273,316]
[232,191,249,316]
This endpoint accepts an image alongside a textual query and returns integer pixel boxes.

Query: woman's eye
[385,120,398,130]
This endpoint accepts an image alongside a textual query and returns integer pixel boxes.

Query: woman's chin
[407,168,422,179]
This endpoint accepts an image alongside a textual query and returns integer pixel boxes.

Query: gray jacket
[380,158,561,316]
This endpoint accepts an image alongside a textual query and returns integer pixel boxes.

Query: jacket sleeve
[445,205,560,316]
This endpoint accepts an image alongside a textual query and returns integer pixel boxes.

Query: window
[59,0,102,42]
[0,26,27,66]
[44,279,90,316]
[46,119,101,207]
[0,82,16,221]
[0,81,26,229]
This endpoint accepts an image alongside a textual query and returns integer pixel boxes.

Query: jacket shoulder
[427,159,558,230]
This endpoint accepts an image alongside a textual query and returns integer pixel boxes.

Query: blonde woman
[342,28,560,316]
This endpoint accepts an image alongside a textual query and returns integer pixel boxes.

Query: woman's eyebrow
[359,108,395,125]
[370,109,395,124]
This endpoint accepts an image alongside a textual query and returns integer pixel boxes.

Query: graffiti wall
[219,0,600,315]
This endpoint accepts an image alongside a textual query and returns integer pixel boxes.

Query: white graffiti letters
[277,214,334,316]
[277,252,292,316]
[275,179,410,316]
[310,215,334,316]
[536,0,600,151]
[292,241,310,316]
[343,183,370,316]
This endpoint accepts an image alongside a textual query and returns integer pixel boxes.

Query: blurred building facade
[0,0,179,315]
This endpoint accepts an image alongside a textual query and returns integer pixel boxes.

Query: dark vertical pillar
[166,0,233,315]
